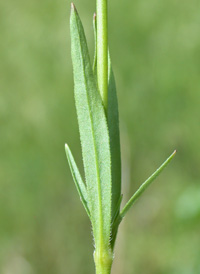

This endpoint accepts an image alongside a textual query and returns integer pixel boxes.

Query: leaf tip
[65,143,69,152]
[172,149,177,157]
[93,13,97,21]
[71,2,76,12]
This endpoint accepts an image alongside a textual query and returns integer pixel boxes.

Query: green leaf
[93,14,121,223]
[107,55,121,223]
[70,4,112,248]
[65,143,90,217]
[120,150,177,219]
[110,194,123,249]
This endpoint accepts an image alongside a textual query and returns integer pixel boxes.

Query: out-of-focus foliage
[0,0,199,273]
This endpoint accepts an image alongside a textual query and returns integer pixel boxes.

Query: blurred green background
[1,0,200,273]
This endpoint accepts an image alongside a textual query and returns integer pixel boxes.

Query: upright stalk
[96,0,108,110]
[94,249,113,274]
[95,3,112,273]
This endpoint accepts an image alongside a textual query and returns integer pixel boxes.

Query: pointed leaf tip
[71,2,76,11]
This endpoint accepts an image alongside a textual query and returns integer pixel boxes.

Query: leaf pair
[65,3,176,252]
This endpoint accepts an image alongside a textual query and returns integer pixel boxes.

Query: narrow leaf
[65,144,90,217]
[108,55,121,222]
[120,150,177,219]
[93,14,121,222]
[70,4,112,247]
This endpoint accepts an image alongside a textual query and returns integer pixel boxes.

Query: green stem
[95,0,112,272]
[94,249,113,274]
[96,0,108,110]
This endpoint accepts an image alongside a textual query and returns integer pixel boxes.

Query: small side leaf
[120,150,177,219]
[65,144,90,217]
